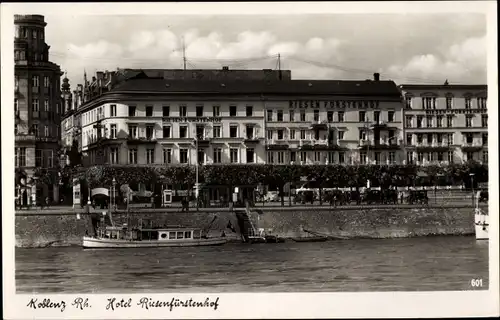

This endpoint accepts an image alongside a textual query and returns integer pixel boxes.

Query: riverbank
[14,204,486,248]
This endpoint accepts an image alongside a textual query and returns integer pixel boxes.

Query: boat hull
[475,212,489,240]
[82,236,227,248]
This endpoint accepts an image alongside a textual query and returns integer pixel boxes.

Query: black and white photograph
[2,1,498,319]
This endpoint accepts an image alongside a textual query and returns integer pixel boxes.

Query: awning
[91,188,109,196]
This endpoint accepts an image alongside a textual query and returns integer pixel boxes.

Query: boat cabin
[98,225,205,241]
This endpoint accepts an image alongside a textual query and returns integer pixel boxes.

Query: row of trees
[74,161,488,191]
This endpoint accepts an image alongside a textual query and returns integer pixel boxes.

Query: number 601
[471,279,483,287]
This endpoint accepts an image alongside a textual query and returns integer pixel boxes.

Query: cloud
[385,36,486,84]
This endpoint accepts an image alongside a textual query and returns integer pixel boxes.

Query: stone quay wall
[14,205,485,247]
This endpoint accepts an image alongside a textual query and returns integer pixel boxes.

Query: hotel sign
[162,117,222,123]
[289,100,380,109]
[424,108,487,115]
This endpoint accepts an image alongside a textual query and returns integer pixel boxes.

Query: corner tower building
[14,14,63,205]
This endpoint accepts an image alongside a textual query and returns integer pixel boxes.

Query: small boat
[246,228,285,244]
[291,236,328,243]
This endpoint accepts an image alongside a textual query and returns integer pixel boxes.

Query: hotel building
[399,84,488,165]
[62,69,405,168]
[14,15,63,204]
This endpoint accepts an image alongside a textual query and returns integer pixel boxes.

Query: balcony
[266,139,289,150]
[370,120,388,129]
[309,119,329,130]
[15,134,36,143]
[36,136,59,143]
[358,139,402,150]
[415,142,450,151]
[195,135,210,147]
[126,135,157,145]
[461,142,483,152]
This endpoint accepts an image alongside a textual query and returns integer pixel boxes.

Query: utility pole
[182,36,187,71]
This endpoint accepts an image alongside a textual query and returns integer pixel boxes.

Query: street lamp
[159,175,165,208]
[112,177,116,212]
[470,173,475,206]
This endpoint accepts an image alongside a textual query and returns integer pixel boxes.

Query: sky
[42,13,487,88]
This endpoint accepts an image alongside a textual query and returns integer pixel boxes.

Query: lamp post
[112,177,116,212]
[470,173,475,206]
[160,175,165,208]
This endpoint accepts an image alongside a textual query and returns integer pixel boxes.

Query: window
[128,148,138,164]
[374,111,380,124]
[358,111,366,122]
[246,126,254,139]
[427,152,433,162]
[300,151,306,162]
[32,124,38,136]
[465,98,472,109]
[437,152,444,162]
[44,76,50,87]
[179,149,188,164]
[446,115,453,127]
[267,130,273,140]
[436,115,443,128]
[196,125,204,140]
[267,152,274,164]
[339,152,345,164]
[163,149,172,164]
[360,152,367,164]
[46,150,54,168]
[406,133,413,146]
[417,152,424,163]
[128,125,138,138]
[300,110,306,121]
[405,116,413,128]
[465,115,473,128]
[110,124,117,138]
[15,147,26,167]
[246,148,255,163]
[446,97,453,109]
[35,149,42,167]
[128,105,136,117]
[277,151,285,164]
[197,150,205,165]
[427,133,433,144]
[213,125,221,138]
[388,152,395,164]
[437,133,443,144]
[229,125,238,138]
[246,106,253,117]
[387,111,395,122]
[277,129,284,140]
[313,110,320,122]
[44,100,49,112]
[162,105,170,117]
[213,148,222,163]
[359,130,367,141]
[162,126,171,138]
[32,76,39,87]
[338,111,344,122]
[406,151,414,164]
[44,125,49,137]
[465,133,473,144]
[417,134,423,144]
[196,105,203,117]
[32,99,39,112]
[483,151,488,163]
[179,105,187,117]
[110,148,118,164]
[146,105,153,117]
[15,124,18,135]
[300,130,306,140]
[416,116,423,128]
[338,131,344,140]
[447,133,453,145]
[290,129,296,140]
[290,151,296,163]
[466,152,474,161]
[426,116,433,128]
[481,115,488,127]
[405,96,412,108]
[110,104,117,117]
[277,110,283,122]
[230,148,239,163]
[447,151,454,163]
[314,151,321,163]
[477,97,487,109]
[422,97,436,109]
[146,125,155,140]
[289,110,295,122]
[213,105,220,117]
[327,111,334,122]
[267,110,273,121]
[482,133,488,146]
[179,126,188,138]
[229,106,237,117]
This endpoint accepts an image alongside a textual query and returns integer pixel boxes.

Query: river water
[16,236,489,293]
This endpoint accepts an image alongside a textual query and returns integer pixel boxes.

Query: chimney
[374,73,380,81]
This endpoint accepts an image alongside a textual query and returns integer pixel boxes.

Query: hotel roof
[399,84,487,91]
[110,77,402,97]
